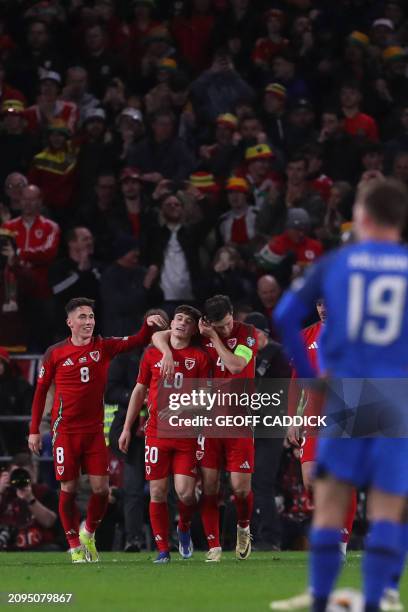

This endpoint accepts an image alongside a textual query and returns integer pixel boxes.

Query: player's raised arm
[104,313,168,357]
[151,329,175,378]
[199,318,249,375]
[28,352,55,455]
[118,383,147,453]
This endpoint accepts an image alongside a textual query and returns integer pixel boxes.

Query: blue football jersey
[286,240,408,377]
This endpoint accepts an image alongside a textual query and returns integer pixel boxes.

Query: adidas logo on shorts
[62,358,74,366]
[239,461,250,469]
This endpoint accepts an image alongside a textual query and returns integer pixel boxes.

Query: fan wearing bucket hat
[28,119,78,213]
[237,144,283,211]
[218,177,257,246]
[199,113,238,179]
[24,70,79,135]
[261,83,288,148]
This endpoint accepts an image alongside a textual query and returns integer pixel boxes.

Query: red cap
[120,167,141,181]
[0,347,10,364]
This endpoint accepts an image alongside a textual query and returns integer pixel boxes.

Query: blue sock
[363,521,402,608]
[310,527,342,612]
[387,523,408,591]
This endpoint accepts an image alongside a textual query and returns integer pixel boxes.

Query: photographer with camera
[0,453,59,551]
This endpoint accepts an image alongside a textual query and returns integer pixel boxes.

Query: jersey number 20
[348,273,407,345]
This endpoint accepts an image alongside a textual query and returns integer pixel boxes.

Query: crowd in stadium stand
[0,0,406,552]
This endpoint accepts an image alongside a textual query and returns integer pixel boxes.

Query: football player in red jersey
[287,300,357,561]
[118,305,211,563]
[28,297,167,563]
[153,295,258,562]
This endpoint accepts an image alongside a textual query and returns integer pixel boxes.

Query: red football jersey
[288,321,323,417]
[301,321,322,373]
[200,321,258,379]
[30,323,152,435]
[269,232,324,267]
[137,345,211,436]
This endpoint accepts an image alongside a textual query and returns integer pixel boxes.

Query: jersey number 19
[347,273,407,345]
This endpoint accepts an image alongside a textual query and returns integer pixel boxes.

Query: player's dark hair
[174,305,202,324]
[359,178,408,229]
[204,295,233,322]
[65,297,95,315]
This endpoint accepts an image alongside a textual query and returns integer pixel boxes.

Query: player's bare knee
[233,487,251,499]
[177,489,195,506]
[92,484,109,496]
[368,489,406,523]
[150,481,167,503]
[60,480,77,494]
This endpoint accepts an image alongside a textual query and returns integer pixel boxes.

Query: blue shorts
[316,437,408,495]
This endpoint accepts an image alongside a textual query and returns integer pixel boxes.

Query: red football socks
[177,500,196,532]
[200,494,220,548]
[342,489,358,543]
[234,490,254,529]
[59,490,80,549]
[149,501,169,552]
[85,492,109,534]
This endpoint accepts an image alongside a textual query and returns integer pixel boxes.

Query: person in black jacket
[126,109,196,185]
[244,312,291,551]
[100,235,161,336]
[49,227,103,340]
[149,189,218,315]
[0,349,33,455]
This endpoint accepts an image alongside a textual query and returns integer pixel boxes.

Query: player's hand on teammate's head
[146,314,168,329]
[28,434,42,456]
[198,317,217,339]
[118,429,131,454]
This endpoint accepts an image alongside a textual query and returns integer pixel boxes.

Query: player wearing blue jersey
[275,178,408,612]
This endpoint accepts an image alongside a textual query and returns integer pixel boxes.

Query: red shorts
[197,437,254,473]
[52,431,109,481]
[300,434,317,464]
[144,436,198,481]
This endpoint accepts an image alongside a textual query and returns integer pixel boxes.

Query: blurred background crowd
[0,0,406,552]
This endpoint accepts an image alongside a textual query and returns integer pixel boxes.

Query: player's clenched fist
[28,433,42,455]
[118,429,131,454]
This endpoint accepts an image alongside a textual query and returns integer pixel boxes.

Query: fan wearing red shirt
[28,297,167,563]
[119,305,211,563]
[340,82,379,143]
[153,295,258,563]
[287,300,357,559]
[267,207,324,268]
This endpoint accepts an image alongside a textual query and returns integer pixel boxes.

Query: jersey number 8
[80,367,90,383]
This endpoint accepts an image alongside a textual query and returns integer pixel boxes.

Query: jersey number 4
[348,273,407,345]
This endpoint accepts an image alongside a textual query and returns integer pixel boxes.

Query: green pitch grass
[1,551,407,611]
